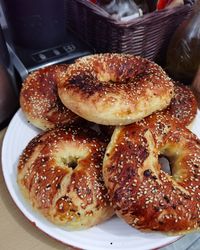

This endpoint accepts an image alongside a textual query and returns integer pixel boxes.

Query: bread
[101,82,198,137]
[163,82,197,127]
[20,64,79,130]
[103,112,200,234]
[17,125,114,229]
[57,53,174,125]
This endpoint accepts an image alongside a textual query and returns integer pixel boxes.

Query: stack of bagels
[18,53,200,235]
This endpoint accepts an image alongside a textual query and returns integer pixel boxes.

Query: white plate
[2,109,200,250]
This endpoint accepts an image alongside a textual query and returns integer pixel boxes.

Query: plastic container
[96,0,142,21]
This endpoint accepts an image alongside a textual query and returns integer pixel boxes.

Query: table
[0,108,200,250]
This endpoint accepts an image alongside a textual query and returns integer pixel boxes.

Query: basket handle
[76,0,110,18]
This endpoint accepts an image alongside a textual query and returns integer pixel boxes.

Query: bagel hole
[158,156,172,175]
[61,156,79,169]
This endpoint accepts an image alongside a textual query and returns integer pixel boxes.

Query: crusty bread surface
[20,64,79,130]
[17,125,114,229]
[103,112,200,235]
[57,53,174,125]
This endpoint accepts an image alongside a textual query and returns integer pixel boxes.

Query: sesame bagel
[103,112,200,234]
[163,82,197,127]
[57,53,174,125]
[17,125,114,229]
[20,64,79,130]
[102,83,198,138]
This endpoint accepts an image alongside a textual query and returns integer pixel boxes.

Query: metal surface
[7,30,92,80]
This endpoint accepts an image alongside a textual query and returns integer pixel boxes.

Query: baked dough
[97,82,198,137]
[163,82,197,127]
[20,64,79,130]
[57,53,174,125]
[17,125,114,229]
[103,112,200,234]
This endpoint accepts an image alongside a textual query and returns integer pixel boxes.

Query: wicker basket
[65,0,194,63]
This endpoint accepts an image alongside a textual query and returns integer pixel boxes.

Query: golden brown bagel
[57,53,174,125]
[163,82,197,127]
[103,112,200,234]
[17,125,114,229]
[100,82,198,138]
[20,64,79,130]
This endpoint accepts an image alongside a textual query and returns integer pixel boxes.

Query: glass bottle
[191,65,200,107]
[166,0,200,84]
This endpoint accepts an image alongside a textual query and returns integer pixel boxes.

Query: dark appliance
[1,0,93,80]
[0,24,18,128]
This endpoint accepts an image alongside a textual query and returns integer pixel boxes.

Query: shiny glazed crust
[103,112,200,234]
[162,82,197,127]
[102,83,198,137]
[57,53,174,125]
[20,64,79,130]
[17,126,114,229]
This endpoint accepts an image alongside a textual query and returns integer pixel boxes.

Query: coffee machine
[0,0,93,80]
